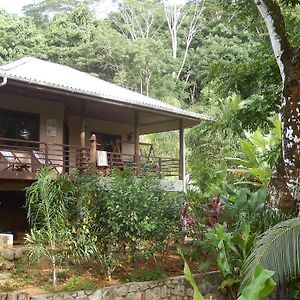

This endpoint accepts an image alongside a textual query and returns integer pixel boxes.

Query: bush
[127,266,166,282]
[72,171,182,260]
[63,275,98,292]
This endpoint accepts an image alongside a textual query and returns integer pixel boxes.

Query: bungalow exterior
[0,57,208,238]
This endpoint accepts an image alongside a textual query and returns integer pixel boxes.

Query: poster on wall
[47,119,57,137]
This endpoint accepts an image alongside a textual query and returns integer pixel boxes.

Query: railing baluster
[45,143,49,166]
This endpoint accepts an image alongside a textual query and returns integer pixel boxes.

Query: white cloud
[0,0,34,15]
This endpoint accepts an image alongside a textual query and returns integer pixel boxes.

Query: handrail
[0,137,179,179]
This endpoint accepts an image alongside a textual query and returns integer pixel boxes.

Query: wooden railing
[105,151,179,177]
[0,137,179,180]
[0,137,90,180]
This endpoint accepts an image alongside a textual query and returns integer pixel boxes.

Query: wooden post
[89,134,97,169]
[134,111,140,175]
[80,101,86,148]
[45,143,49,166]
[179,120,186,191]
[158,157,162,178]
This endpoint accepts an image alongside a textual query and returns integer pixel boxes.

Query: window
[0,109,39,146]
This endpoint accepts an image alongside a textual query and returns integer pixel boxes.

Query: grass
[127,266,167,282]
[62,275,99,292]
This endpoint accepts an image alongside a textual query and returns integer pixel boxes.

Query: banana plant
[238,264,276,300]
[227,118,281,187]
[178,248,205,300]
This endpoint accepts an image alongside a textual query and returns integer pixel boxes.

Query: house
[0,57,208,238]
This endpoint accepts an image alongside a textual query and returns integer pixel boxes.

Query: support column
[179,120,186,191]
[80,101,86,147]
[134,111,140,175]
[89,134,97,169]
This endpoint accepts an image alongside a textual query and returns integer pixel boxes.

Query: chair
[32,150,59,173]
[0,150,30,172]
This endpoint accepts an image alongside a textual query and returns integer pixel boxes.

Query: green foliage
[227,119,281,187]
[25,168,74,289]
[237,264,276,300]
[63,275,98,292]
[288,277,300,299]
[200,184,288,298]
[73,172,182,260]
[127,266,166,282]
[205,224,238,278]
[178,248,205,300]
[0,9,45,64]
[280,0,300,6]
[241,217,300,289]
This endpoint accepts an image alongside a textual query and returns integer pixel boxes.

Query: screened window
[0,109,39,146]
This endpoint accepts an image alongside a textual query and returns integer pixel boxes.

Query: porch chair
[0,150,30,172]
[32,149,59,173]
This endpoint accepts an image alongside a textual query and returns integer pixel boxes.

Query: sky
[0,0,119,18]
[0,0,34,15]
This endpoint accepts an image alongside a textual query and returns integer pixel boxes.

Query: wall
[0,93,64,145]
[0,272,223,300]
[68,115,132,147]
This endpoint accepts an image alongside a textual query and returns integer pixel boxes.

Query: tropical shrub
[72,171,182,260]
[227,118,281,187]
[196,184,288,299]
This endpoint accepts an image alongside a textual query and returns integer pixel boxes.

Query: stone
[53,295,62,300]
[0,262,14,271]
[76,295,88,300]
[160,286,168,298]
[115,286,128,297]
[0,293,8,300]
[0,273,11,280]
[62,295,74,300]
[128,285,138,293]
[0,235,13,249]
[6,293,17,300]
[126,292,143,300]
[102,289,117,300]
[88,290,102,300]
[137,284,149,291]
[145,289,159,300]
[31,295,48,300]
[0,249,15,261]
[14,249,24,260]
[17,293,28,300]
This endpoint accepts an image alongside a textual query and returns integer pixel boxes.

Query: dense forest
[1,0,300,210]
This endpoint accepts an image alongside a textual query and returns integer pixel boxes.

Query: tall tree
[163,0,205,78]
[252,0,300,213]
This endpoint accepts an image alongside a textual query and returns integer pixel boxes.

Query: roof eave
[4,77,211,123]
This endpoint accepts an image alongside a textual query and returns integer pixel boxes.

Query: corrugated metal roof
[0,57,210,121]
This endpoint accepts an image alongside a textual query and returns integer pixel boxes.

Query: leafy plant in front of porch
[72,171,182,262]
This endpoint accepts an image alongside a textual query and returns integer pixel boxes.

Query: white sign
[47,119,57,137]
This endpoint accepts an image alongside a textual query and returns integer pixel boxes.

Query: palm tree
[240,217,300,299]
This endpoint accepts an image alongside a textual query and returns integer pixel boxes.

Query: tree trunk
[254,0,300,214]
[268,150,297,214]
[52,255,57,290]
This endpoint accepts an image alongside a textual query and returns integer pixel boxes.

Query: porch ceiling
[0,82,203,134]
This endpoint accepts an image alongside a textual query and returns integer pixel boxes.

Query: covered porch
[0,57,208,188]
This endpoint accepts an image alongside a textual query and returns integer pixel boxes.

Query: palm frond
[240,217,300,291]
